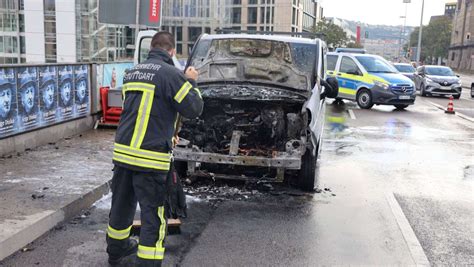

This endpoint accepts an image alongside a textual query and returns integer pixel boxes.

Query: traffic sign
[98,0,162,28]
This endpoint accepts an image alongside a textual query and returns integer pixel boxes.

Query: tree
[347,42,364,48]
[313,18,349,49]
[409,16,452,62]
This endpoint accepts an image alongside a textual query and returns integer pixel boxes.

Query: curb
[0,180,111,261]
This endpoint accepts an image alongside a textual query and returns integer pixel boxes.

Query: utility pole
[135,0,140,41]
[416,0,425,65]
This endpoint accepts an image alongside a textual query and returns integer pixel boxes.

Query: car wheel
[356,89,374,109]
[298,147,317,192]
[420,84,427,96]
[394,104,409,110]
[453,94,461,99]
[470,84,474,98]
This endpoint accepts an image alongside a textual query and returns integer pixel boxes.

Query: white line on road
[348,109,356,120]
[386,193,430,267]
[424,100,474,123]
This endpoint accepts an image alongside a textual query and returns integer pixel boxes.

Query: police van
[327,51,416,109]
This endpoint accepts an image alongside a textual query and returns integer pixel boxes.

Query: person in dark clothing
[106,31,203,267]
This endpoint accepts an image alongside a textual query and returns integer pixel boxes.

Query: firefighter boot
[107,238,138,265]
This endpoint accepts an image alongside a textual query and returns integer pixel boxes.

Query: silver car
[393,63,416,82]
[414,65,462,99]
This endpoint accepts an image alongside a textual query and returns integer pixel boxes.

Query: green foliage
[409,16,452,61]
[347,42,364,48]
[313,19,349,49]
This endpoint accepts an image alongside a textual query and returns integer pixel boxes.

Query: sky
[322,0,453,26]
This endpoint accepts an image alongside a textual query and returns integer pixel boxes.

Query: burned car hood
[191,38,315,91]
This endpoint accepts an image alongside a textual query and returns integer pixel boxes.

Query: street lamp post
[416,0,425,65]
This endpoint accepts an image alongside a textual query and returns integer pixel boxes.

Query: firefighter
[106,31,203,266]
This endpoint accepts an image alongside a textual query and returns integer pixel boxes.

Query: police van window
[327,55,338,71]
[340,56,360,74]
[139,37,152,63]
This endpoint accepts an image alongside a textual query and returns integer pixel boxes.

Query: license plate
[441,86,451,90]
[399,95,411,100]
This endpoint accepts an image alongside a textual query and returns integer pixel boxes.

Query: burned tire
[453,94,461,99]
[356,89,374,109]
[298,147,317,192]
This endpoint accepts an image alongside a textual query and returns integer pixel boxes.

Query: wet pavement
[1,97,473,266]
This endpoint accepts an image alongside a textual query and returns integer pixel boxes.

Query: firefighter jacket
[113,48,203,173]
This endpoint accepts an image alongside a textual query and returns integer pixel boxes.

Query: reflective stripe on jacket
[113,48,203,172]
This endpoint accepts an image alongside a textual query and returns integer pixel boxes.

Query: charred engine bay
[180,85,307,158]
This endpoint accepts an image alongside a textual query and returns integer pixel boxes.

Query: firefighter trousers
[106,165,167,267]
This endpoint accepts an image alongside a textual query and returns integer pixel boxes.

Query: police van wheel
[298,147,317,192]
[356,89,374,109]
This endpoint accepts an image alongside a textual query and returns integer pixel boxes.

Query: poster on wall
[73,65,89,117]
[102,63,134,89]
[38,66,58,125]
[0,68,17,138]
[57,65,74,120]
[16,67,39,131]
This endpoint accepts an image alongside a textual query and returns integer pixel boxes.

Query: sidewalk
[0,129,115,261]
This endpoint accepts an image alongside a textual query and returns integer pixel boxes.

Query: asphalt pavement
[1,96,473,266]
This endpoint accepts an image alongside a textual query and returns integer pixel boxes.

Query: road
[419,88,474,120]
[1,97,473,266]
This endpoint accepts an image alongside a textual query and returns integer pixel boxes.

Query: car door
[134,30,183,69]
[335,56,362,100]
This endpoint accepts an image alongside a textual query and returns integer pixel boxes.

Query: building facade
[0,0,134,64]
[1,0,323,62]
[448,0,473,72]
[161,0,323,57]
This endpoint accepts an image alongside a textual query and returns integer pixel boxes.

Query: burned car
[134,32,338,191]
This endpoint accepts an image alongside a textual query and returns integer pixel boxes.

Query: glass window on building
[233,0,241,4]
[0,37,3,53]
[247,26,257,31]
[260,7,265,23]
[20,36,25,54]
[189,27,202,42]
[232,7,241,24]
[19,14,25,32]
[176,26,183,41]
[249,0,258,4]
[248,7,257,24]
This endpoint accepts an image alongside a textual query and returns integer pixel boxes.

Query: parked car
[134,31,339,191]
[393,63,416,82]
[414,65,463,99]
[327,52,416,109]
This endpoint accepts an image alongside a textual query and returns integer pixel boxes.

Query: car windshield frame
[189,38,318,91]
[355,55,398,73]
[425,67,455,76]
[394,64,416,73]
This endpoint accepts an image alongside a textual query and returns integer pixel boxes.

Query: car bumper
[425,83,462,95]
[371,86,416,105]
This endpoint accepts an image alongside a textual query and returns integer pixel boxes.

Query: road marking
[424,99,474,123]
[348,109,356,120]
[456,112,474,123]
[386,193,430,267]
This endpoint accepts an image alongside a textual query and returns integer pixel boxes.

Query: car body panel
[327,52,416,105]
